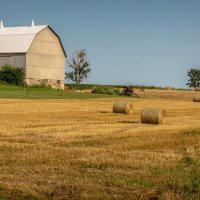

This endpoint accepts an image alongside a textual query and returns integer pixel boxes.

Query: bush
[91,86,120,95]
[0,65,25,86]
[113,88,121,95]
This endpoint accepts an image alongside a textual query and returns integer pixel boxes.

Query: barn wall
[0,53,26,68]
[26,27,65,88]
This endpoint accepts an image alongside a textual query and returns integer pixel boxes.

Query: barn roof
[0,25,66,57]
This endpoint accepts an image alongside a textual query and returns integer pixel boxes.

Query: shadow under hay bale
[193,95,200,102]
[141,108,166,124]
[118,120,138,124]
[113,102,133,114]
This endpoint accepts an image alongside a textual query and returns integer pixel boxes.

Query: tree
[0,65,25,85]
[186,68,200,89]
[65,49,91,84]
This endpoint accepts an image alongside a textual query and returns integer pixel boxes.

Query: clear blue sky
[1,0,200,88]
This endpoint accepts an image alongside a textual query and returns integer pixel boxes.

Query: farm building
[0,20,66,89]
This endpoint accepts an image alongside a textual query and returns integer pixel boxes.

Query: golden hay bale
[141,108,166,124]
[195,87,200,91]
[193,95,200,102]
[163,86,171,90]
[113,102,133,114]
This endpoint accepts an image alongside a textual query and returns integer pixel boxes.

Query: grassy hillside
[0,83,122,99]
[0,83,195,100]
[0,96,200,199]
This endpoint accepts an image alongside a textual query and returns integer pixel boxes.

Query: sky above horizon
[1,0,200,88]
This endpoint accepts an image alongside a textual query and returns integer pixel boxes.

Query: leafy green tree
[65,49,91,84]
[187,68,200,89]
[0,65,25,85]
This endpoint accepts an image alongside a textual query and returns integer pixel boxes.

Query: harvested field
[0,93,200,199]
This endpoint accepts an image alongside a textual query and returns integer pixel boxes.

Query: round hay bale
[193,95,200,102]
[141,108,166,124]
[195,87,200,91]
[163,86,171,90]
[113,102,133,114]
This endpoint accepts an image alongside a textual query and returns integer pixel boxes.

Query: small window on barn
[57,80,61,84]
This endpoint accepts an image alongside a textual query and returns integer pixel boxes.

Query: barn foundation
[26,78,64,89]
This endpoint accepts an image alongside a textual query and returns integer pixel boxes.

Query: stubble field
[0,89,200,200]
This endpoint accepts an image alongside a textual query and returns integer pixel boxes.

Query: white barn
[0,20,66,89]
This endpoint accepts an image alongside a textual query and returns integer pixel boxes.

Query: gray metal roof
[0,25,47,53]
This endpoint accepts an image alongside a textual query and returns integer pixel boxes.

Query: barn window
[57,80,61,84]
